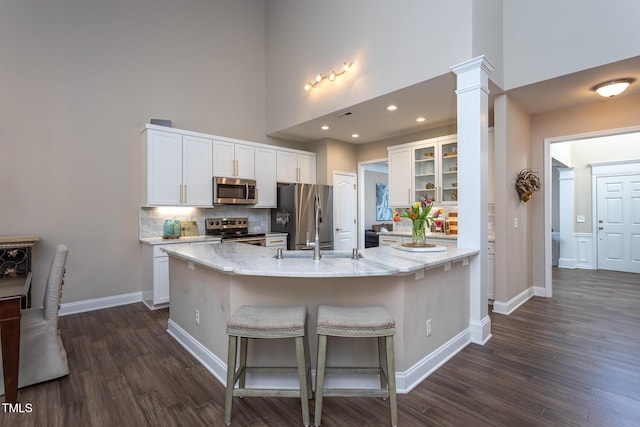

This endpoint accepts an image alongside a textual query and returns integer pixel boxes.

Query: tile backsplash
[139,206,270,238]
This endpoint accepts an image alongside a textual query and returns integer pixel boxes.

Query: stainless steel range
[205,217,266,246]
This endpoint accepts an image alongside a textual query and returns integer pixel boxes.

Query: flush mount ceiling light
[591,78,635,97]
[416,117,426,122]
[387,105,398,111]
[321,125,329,130]
[304,61,353,91]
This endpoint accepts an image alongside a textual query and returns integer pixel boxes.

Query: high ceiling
[269,56,640,145]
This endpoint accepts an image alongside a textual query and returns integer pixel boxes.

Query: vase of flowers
[393,199,439,246]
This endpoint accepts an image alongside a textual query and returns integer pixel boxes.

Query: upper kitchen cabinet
[143,127,213,206]
[213,140,255,180]
[388,146,412,206]
[253,146,277,208]
[276,150,316,184]
[388,134,458,207]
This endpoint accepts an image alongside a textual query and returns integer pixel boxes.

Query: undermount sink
[274,250,362,259]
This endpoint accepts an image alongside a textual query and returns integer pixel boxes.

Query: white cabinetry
[377,235,413,246]
[142,245,171,309]
[213,140,255,179]
[144,128,212,206]
[143,125,317,205]
[254,147,277,208]
[277,150,316,184]
[388,135,458,207]
[388,147,412,206]
[266,234,287,249]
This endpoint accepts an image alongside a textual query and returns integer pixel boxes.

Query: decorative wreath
[515,168,541,202]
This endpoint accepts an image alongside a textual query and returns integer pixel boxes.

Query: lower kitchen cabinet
[266,234,287,249]
[377,235,411,246]
[142,245,170,310]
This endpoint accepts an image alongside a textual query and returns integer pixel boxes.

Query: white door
[333,172,357,250]
[596,174,640,273]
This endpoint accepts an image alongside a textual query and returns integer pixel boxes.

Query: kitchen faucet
[313,193,322,260]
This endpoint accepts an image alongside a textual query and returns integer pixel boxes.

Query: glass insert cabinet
[388,134,458,207]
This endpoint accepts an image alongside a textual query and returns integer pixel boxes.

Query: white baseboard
[400,328,471,393]
[533,286,547,297]
[492,286,534,315]
[59,291,142,316]
[168,319,228,385]
[469,315,492,345]
[167,318,472,394]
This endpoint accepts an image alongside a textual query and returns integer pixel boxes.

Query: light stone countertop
[139,232,287,246]
[139,236,222,246]
[162,241,478,278]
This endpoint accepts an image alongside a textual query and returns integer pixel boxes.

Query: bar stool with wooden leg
[314,305,397,426]
[224,305,313,426]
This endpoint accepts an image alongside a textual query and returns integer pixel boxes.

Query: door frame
[357,159,389,249]
[591,160,640,271]
[543,125,640,297]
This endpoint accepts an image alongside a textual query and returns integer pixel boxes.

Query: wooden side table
[0,236,39,308]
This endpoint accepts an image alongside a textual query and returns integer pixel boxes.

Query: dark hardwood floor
[3,268,639,426]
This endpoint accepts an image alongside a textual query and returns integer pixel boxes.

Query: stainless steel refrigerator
[271,183,333,251]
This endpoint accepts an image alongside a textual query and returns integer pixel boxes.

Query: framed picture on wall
[376,183,394,221]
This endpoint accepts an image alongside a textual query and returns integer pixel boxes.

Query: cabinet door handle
[408,188,411,204]
[269,239,284,243]
[184,184,187,204]
[236,160,239,176]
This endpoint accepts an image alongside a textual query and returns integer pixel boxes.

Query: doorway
[593,165,640,273]
[544,126,640,295]
[333,171,357,250]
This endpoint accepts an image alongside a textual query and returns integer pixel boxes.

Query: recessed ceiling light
[321,125,329,130]
[352,133,359,138]
[416,117,426,122]
[387,105,398,111]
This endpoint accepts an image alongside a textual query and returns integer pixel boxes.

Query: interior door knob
[598,226,604,230]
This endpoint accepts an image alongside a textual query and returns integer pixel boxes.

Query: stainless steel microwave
[213,177,257,205]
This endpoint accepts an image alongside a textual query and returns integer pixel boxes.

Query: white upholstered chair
[0,244,69,395]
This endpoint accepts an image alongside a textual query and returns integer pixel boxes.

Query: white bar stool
[224,305,313,426]
[314,304,397,426]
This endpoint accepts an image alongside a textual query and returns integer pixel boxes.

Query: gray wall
[0,0,268,304]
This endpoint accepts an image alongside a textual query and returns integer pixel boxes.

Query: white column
[557,167,575,269]
[450,56,494,345]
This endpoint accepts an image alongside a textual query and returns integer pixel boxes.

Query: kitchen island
[163,242,478,393]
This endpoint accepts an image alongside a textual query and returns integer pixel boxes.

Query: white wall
[264,0,474,134]
[0,0,267,304]
[503,0,640,90]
